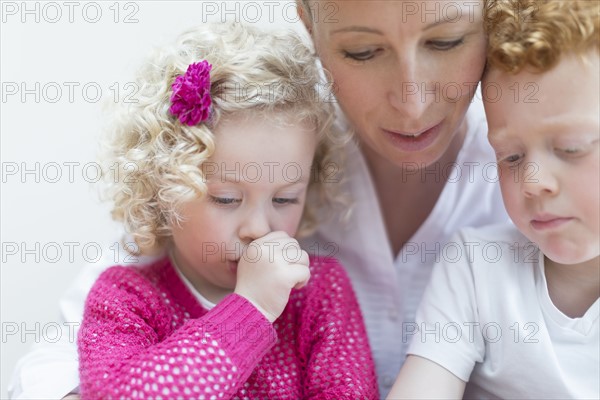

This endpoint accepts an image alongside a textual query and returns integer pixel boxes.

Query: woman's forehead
[306,0,484,29]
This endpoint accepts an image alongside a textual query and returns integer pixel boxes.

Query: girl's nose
[238,209,271,243]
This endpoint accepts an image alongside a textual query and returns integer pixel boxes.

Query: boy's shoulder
[457,222,530,248]
[449,223,542,276]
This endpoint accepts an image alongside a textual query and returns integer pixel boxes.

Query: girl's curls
[102,23,347,253]
[484,0,600,73]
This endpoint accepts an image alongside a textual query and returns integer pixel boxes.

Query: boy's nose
[521,163,559,198]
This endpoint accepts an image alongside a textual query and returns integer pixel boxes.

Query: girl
[77,22,378,399]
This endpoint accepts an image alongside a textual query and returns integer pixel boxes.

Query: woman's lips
[530,216,574,230]
[382,122,442,152]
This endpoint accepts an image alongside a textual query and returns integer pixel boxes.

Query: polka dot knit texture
[78,256,379,399]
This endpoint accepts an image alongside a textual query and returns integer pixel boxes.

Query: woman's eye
[210,196,240,205]
[273,198,299,205]
[343,49,377,61]
[427,38,464,51]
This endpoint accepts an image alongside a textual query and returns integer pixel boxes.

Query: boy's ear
[296,0,312,33]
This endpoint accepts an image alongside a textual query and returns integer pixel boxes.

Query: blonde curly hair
[484,0,600,73]
[102,22,346,254]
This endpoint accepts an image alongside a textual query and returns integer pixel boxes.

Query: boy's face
[171,113,317,302]
[484,54,600,266]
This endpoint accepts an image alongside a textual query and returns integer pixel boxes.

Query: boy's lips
[530,214,574,230]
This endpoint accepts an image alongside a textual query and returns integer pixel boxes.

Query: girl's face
[304,0,486,167]
[171,113,317,303]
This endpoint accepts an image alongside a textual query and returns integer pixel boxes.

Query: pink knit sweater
[78,256,379,399]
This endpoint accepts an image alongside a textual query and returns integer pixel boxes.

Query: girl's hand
[234,231,310,322]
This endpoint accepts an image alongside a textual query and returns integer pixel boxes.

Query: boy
[387,1,599,398]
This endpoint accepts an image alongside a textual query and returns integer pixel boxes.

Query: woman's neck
[359,120,468,256]
[544,255,600,318]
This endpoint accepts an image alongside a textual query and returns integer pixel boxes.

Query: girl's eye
[427,38,464,51]
[273,198,299,205]
[210,196,240,205]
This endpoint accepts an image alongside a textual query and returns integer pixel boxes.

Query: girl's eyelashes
[426,38,464,51]
[210,196,240,205]
[209,196,300,206]
[273,197,299,205]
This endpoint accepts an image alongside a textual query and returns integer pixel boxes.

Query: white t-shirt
[408,223,599,399]
[300,96,509,395]
[8,97,508,399]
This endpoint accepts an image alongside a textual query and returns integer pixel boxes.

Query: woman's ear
[296,0,313,34]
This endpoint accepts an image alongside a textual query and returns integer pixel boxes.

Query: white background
[0,1,306,396]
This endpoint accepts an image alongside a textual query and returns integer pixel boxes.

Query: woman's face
[303,0,486,167]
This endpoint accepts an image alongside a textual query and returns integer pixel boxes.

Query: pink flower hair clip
[169,60,213,126]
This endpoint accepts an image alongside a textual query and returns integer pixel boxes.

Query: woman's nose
[387,55,433,121]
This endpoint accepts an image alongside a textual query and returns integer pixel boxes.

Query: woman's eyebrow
[330,19,471,36]
[331,26,383,35]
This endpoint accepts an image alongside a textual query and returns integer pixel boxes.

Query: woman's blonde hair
[103,22,346,254]
[484,0,599,73]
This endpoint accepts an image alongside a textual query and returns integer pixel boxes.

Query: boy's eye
[273,198,299,205]
[427,38,464,51]
[557,139,599,157]
[558,147,580,155]
[498,153,523,165]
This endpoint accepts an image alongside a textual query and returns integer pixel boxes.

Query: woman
[296,0,506,394]
[9,1,506,398]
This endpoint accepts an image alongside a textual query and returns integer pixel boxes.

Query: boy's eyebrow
[532,116,599,135]
[489,116,599,140]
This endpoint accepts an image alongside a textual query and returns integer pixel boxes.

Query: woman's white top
[8,97,508,398]
[300,97,509,394]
